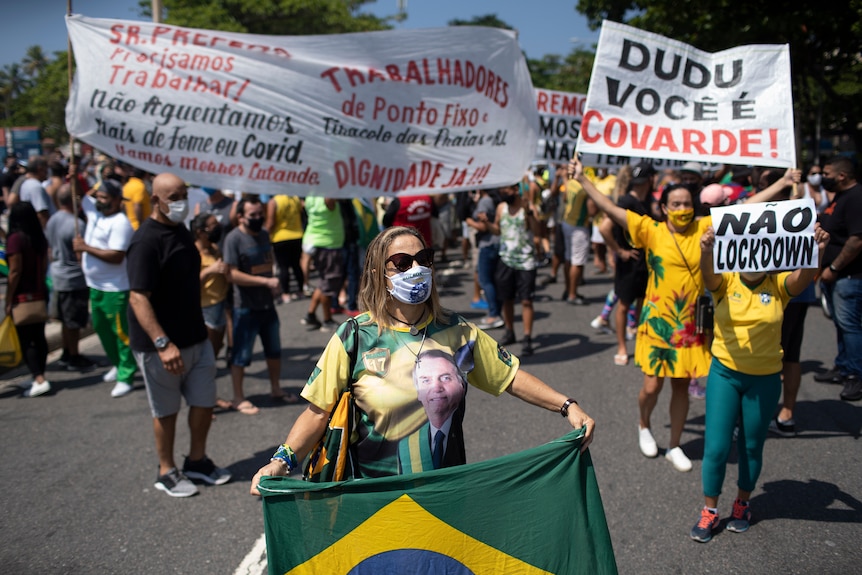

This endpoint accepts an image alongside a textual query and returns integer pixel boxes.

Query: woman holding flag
[251,224,595,491]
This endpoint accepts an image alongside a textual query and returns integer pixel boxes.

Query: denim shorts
[201,299,227,330]
[231,306,281,367]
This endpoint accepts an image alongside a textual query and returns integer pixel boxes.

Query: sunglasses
[386,248,434,272]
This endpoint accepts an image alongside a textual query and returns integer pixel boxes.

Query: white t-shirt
[81,195,134,292]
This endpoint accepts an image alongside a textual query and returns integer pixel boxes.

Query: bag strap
[669,229,698,283]
[345,317,361,478]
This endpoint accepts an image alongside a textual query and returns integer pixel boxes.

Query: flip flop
[271,392,301,405]
[231,400,260,415]
[613,354,629,366]
[215,398,233,410]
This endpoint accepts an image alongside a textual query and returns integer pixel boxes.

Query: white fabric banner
[578,20,795,168]
[710,198,818,273]
[65,15,538,198]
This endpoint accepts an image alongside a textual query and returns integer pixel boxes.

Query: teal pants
[90,289,137,384]
[702,358,781,497]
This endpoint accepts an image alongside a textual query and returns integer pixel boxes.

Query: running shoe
[690,507,720,543]
[726,498,751,533]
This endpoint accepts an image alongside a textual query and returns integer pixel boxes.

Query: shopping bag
[0,316,22,368]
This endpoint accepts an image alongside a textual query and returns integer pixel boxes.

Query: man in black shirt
[817,156,862,401]
[127,172,231,497]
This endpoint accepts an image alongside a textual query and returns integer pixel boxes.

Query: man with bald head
[127,173,231,497]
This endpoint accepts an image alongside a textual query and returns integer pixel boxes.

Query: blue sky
[3,0,600,69]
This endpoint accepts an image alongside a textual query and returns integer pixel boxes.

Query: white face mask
[386,266,433,305]
[164,199,189,224]
[807,174,822,187]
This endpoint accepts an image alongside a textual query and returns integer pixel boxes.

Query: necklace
[386,309,426,336]
[401,324,429,366]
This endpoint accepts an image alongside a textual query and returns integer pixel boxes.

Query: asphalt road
[1,259,860,575]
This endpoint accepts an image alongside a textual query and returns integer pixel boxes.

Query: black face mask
[95,201,112,214]
[502,194,517,205]
[820,176,838,192]
[207,225,222,244]
[245,217,264,232]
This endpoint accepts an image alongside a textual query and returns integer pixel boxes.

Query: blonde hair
[359,226,450,334]
[612,165,633,203]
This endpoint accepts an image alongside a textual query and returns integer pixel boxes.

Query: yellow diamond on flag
[287,494,552,575]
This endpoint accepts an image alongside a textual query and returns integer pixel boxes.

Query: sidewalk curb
[1,320,96,382]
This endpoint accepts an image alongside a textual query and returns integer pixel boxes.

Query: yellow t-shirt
[200,248,229,307]
[710,272,793,375]
[562,179,589,227]
[270,195,304,243]
[589,174,616,226]
[123,177,151,230]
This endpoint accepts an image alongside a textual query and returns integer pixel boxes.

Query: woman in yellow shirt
[690,224,829,542]
[191,213,231,358]
[266,195,305,303]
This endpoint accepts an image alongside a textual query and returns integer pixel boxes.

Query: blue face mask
[386,266,433,305]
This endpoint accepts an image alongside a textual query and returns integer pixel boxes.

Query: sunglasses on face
[386,248,434,272]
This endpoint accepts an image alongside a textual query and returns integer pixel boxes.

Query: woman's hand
[567,156,583,181]
[700,226,716,253]
[250,460,289,496]
[566,403,595,453]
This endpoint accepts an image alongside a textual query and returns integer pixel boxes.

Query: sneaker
[521,336,534,356]
[154,468,199,497]
[330,305,346,315]
[726,499,752,533]
[499,329,516,346]
[665,446,693,472]
[839,375,862,401]
[111,381,133,398]
[102,366,119,383]
[590,315,611,332]
[57,352,70,369]
[566,296,587,306]
[67,355,97,372]
[182,456,232,485]
[690,507,720,542]
[469,299,489,310]
[301,313,322,330]
[814,367,843,384]
[638,427,658,458]
[25,380,52,398]
[320,319,339,332]
[479,317,504,330]
[688,379,706,399]
[768,415,796,437]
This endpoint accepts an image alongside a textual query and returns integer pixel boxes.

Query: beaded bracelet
[271,444,298,472]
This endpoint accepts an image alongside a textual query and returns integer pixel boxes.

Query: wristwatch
[829,264,839,273]
[560,398,578,418]
[154,336,170,351]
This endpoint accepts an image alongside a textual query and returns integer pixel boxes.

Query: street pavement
[1,258,860,574]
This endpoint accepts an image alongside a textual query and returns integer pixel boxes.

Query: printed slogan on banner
[577,20,795,168]
[65,16,538,197]
[711,199,819,273]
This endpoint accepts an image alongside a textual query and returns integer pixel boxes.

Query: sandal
[230,400,260,415]
[613,353,629,366]
[271,392,300,405]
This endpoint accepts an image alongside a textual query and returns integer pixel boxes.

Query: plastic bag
[0,316,22,368]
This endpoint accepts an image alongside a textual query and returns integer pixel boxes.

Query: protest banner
[533,88,719,172]
[711,198,818,273]
[577,20,795,169]
[65,16,538,198]
[258,430,617,575]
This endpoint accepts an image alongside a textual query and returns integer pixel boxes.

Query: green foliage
[9,52,70,144]
[573,0,862,161]
[528,49,595,92]
[143,0,392,35]
[447,14,514,29]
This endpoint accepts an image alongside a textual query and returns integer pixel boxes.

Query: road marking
[234,533,267,575]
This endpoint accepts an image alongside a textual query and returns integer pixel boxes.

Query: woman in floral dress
[570,157,710,473]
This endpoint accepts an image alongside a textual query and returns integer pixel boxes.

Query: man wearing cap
[679,161,704,190]
[73,179,137,397]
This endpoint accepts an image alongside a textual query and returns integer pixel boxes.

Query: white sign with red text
[577,20,795,168]
[65,15,538,197]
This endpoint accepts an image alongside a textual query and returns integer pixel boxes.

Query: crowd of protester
[1,148,859,542]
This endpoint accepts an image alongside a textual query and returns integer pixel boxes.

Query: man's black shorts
[57,289,90,330]
[495,261,537,302]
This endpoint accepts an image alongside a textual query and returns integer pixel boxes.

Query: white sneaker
[111,381,133,398]
[638,427,658,458]
[18,380,33,390]
[26,380,52,398]
[102,366,118,383]
[665,446,692,472]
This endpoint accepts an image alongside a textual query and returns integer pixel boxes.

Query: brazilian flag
[259,429,617,574]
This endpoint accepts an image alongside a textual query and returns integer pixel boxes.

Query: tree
[22,45,49,79]
[140,0,392,35]
[528,49,594,93]
[447,14,514,30]
[13,52,70,144]
[0,63,30,125]
[573,0,862,164]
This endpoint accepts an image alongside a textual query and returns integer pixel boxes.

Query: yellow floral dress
[626,212,712,379]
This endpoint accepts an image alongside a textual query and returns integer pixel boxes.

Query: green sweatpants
[702,358,781,497]
[90,289,137,384]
